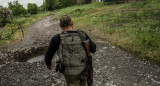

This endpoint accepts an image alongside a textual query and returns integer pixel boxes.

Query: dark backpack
[57,31,87,75]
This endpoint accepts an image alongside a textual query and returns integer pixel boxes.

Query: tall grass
[56,1,160,62]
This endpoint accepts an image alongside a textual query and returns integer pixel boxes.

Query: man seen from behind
[45,14,96,86]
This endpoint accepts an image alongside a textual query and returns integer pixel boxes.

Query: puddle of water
[27,55,45,63]
[112,46,116,48]
[103,46,107,49]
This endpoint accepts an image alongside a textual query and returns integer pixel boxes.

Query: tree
[8,0,27,16]
[53,0,63,9]
[38,5,44,12]
[60,0,76,7]
[85,0,92,4]
[0,7,12,27]
[27,3,38,14]
[45,0,55,10]
[45,0,76,10]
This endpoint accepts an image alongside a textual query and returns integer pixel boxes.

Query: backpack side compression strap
[77,29,93,86]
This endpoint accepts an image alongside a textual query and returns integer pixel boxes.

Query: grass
[0,11,53,45]
[55,1,160,62]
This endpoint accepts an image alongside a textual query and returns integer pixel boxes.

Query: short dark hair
[60,15,72,27]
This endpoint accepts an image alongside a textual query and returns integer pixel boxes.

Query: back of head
[60,15,72,27]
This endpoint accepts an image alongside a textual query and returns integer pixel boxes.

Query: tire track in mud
[0,14,160,86]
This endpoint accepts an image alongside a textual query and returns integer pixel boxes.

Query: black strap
[77,29,89,74]
[77,30,93,86]
[77,29,86,42]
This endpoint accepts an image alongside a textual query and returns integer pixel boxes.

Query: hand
[47,65,52,70]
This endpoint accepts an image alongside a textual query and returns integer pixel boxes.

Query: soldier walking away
[45,14,96,86]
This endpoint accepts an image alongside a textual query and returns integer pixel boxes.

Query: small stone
[103,46,107,49]
[112,46,116,48]
[0,59,5,65]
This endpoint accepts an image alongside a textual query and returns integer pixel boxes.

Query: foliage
[0,7,12,27]
[0,24,18,45]
[38,5,44,12]
[8,0,27,16]
[85,0,92,4]
[54,0,76,9]
[53,0,62,9]
[27,3,38,14]
[45,0,81,10]
[128,0,160,9]
[56,2,104,17]
[0,11,52,45]
[45,0,55,10]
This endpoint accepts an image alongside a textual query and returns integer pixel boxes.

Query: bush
[27,3,38,14]
[0,7,12,27]
[60,0,76,7]
[8,0,27,16]
[45,0,76,10]
[54,0,63,9]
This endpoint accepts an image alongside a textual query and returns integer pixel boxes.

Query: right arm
[85,34,96,53]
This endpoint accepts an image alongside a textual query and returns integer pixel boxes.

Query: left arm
[45,34,60,69]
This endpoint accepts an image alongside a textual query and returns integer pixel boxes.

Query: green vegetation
[14,11,52,26]
[127,0,160,9]
[8,0,27,16]
[44,0,92,10]
[0,7,12,27]
[0,0,53,45]
[27,3,38,14]
[45,0,76,10]
[0,24,17,44]
[56,0,160,62]
[0,11,52,45]
[1,0,159,63]
[54,0,76,9]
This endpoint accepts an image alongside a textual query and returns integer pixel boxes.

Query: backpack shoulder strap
[76,29,86,42]
[59,31,69,40]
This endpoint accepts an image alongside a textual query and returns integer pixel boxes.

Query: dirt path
[0,14,61,61]
[0,14,160,86]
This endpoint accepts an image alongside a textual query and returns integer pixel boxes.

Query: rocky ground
[0,14,160,86]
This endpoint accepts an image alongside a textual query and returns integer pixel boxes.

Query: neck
[62,26,73,31]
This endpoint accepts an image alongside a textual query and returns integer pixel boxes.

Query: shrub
[8,0,27,16]
[27,3,38,14]
[45,0,76,10]
[0,7,12,27]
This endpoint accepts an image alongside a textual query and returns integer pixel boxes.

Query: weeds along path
[0,14,61,61]
[0,14,160,86]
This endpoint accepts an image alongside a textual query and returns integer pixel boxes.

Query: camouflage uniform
[58,15,87,86]
[64,74,87,86]
[57,31,87,86]
[45,15,96,86]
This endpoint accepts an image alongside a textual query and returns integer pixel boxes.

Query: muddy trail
[0,14,160,86]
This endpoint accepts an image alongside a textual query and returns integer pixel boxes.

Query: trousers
[64,74,87,86]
